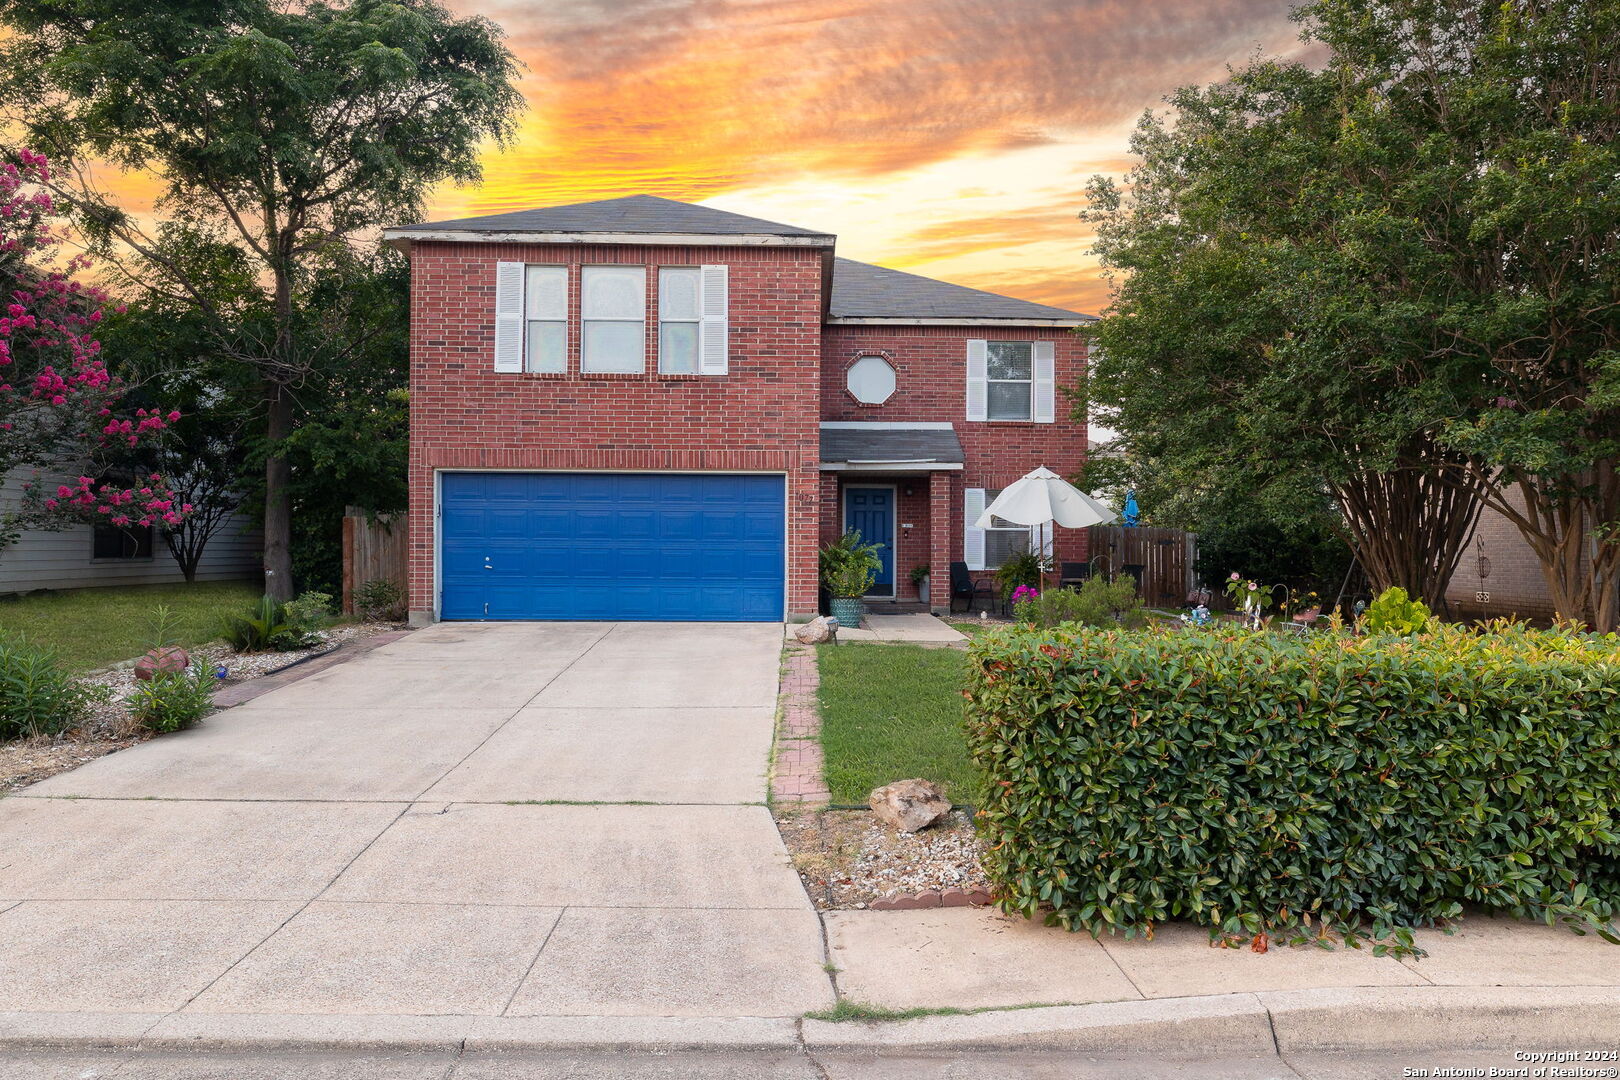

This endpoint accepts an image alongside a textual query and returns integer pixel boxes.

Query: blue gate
[440,472,785,621]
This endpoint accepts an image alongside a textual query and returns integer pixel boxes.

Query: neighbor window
[986,341,1033,420]
[581,265,646,373]
[658,267,700,374]
[524,265,567,373]
[92,523,154,560]
[982,489,1033,569]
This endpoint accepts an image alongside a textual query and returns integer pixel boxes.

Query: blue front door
[843,486,894,596]
[440,472,785,621]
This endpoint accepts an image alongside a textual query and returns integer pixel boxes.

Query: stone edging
[772,643,829,803]
[210,630,413,708]
[868,887,994,911]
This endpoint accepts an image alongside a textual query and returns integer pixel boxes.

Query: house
[0,473,261,594]
[382,195,1093,623]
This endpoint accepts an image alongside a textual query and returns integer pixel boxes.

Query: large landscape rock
[794,615,839,645]
[869,778,951,833]
[134,646,191,682]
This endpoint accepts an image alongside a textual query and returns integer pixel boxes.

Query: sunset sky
[426,0,1313,317]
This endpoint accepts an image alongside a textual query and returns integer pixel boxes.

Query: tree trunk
[262,383,295,601]
[1485,466,1620,633]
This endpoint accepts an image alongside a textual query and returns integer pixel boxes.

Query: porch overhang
[819,422,965,473]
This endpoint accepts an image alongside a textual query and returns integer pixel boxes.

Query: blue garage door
[440,472,785,621]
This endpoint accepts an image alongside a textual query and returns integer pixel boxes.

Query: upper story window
[986,341,1033,420]
[524,265,567,373]
[659,267,700,374]
[966,338,1055,423]
[580,265,646,373]
[846,353,896,405]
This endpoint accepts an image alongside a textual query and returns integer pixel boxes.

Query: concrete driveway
[0,622,833,1036]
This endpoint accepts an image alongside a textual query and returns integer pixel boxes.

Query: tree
[1,0,521,598]
[1083,0,1619,626]
[0,147,183,558]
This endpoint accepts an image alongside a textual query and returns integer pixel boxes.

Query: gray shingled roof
[391,194,834,240]
[829,258,1091,322]
[820,425,965,466]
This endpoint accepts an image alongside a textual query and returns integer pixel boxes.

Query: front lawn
[0,580,261,672]
[817,642,980,805]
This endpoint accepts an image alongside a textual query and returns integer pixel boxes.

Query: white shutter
[699,264,729,374]
[966,339,988,421]
[1032,340,1056,423]
[964,488,987,572]
[493,261,524,373]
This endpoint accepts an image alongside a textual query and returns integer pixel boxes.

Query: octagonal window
[846,354,897,405]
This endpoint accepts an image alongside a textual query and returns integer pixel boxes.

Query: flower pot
[829,596,866,628]
[916,578,929,605]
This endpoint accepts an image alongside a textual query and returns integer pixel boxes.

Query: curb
[5,988,1620,1055]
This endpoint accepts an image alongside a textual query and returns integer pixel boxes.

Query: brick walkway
[773,643,830,804]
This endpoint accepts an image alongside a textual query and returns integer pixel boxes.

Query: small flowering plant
[1009,584,1041,606]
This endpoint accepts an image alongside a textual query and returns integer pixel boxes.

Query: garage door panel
[440,472,784,622]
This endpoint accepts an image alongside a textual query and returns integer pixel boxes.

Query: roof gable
[387,194,834,243]
[829,258,1091,323]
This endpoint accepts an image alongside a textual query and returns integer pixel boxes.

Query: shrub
[222,595,320,653]
[354,578,405,622]
[1013,578,1147,629]
[1363,586,1433,635]
[0,630,101,739]
[993,548,1046,599]
[963,622,1620,954]
[283,590,334,630]
[125,668,215,733]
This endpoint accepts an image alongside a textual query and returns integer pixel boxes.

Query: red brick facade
[405,241,1089,621]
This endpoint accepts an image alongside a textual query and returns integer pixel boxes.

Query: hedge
[963,623,1620,953]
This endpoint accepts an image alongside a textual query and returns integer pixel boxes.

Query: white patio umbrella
[973,466,1117,582]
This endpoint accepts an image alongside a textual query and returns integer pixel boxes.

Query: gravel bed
[776,807,990,910]
[1,621,405,794]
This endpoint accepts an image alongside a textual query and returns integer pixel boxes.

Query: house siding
[406,240,826,621]
[0,472,262,593]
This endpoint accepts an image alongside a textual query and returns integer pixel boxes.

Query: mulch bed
[777,806,991,910]
[0,621,405,795]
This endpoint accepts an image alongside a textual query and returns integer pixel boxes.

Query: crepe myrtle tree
[0,148,186,557]
[0,0,523,597]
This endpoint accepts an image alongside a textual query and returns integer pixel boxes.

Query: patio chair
[950,562,996,614]
[1058,562,1090,589]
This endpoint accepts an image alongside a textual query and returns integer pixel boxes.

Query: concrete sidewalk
[0,621,834,1040]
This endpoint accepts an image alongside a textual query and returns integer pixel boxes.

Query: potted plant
[819,531,883,628]
[910,564,931,605]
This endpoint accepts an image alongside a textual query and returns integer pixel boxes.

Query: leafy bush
[964,622,1620,954]
[354,578,405,622]
[0,630,101,739]
[283,590,334,630]
[125,669,215,733]
[819,532,882,598]
[222,595,321,653]
[993,548,1046,599]
[1363,586,1433,635]
[1014,578,1147,629]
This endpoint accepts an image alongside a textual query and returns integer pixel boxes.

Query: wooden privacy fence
[1085,525,1198,608]
[341,507,407,615]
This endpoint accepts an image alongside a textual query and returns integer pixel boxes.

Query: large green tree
[1,0,521,598]
[1085,0,1620,627]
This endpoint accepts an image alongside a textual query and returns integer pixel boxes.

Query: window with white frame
[986,341,1033,420]
[658,266,700,374]
[581,265,646,373]
[524,265,567,373]
[982,488,1035,569]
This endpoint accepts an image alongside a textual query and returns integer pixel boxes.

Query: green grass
[817,642,980,804]
[0,581,260,672]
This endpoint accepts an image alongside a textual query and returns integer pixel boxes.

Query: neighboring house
[0,472,261,594]
[383,195,1093,623]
